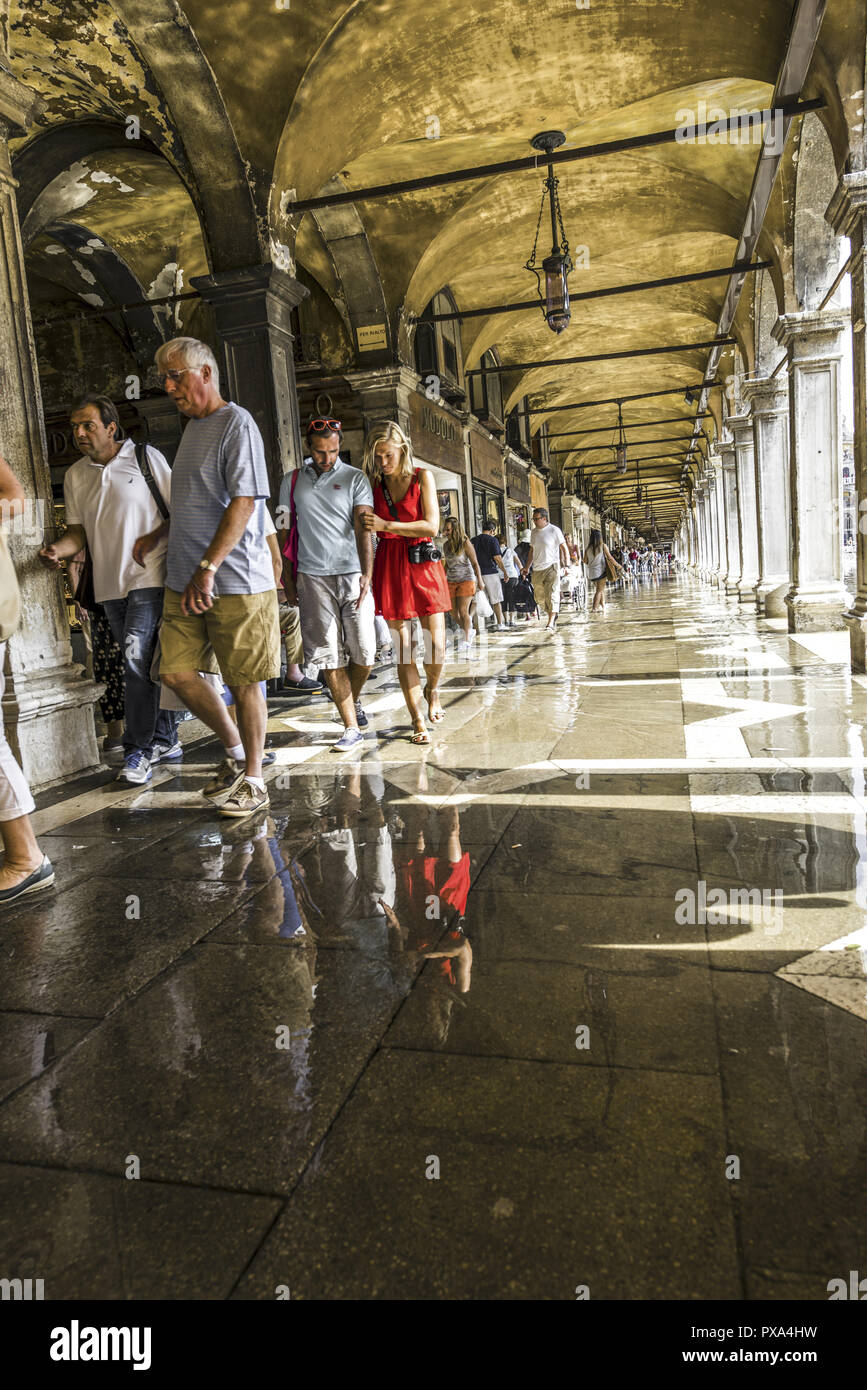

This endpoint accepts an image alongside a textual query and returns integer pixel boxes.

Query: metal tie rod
[466,338,735,377]
[423,261,772,323]
[285,100,823,213]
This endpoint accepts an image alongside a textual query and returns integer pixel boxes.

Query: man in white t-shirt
[523,507,569,631]
[39,395,178,785]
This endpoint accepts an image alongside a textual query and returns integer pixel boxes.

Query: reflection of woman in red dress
[362,421,450,744]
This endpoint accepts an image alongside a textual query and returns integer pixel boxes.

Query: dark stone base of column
[5,665,102,789]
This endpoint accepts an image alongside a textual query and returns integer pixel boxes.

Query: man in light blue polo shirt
[277,419,375,753]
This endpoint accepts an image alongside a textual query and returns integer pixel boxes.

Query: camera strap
[379,479,400,522]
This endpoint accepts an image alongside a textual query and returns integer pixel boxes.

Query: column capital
[772,308,849,354]
[0,67,44,136]
[742,373,788,415]
[190,262,309,329]
[727,410,754,448]
[826,168,867,238]
[719,438,736,469]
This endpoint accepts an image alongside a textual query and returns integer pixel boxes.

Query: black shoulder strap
[379,479,400,521]
[135,442,170,521]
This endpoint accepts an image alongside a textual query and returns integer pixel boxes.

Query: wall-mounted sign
[356,323,388,352]
[470,427,504,491]
[505,458,531,504]
[409,391,465,471]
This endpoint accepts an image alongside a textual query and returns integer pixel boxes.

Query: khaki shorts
[297,571,377,669]
[160,588,281,687]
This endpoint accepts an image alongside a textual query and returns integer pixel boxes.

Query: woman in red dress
[362,421,450,744]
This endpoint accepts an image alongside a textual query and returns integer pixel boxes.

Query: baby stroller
[559,563,585,609]
[513,574,538,619]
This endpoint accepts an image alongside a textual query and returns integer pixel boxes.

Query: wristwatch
[198,559,217,574]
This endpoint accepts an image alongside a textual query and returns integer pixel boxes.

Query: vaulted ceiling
[6,0,865,533]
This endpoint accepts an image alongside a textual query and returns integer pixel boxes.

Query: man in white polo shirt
[522,506,569,632]
[278,419,375,753]
[39,394,179,785]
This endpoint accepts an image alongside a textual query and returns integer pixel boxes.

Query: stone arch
[793,111,847,310]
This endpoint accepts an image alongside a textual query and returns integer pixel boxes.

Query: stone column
[709,453,727,588]
[191,264,309,497]
[729,412,760,602]
[709,462,724,585]
[701,487,713,578]
[828,171,867,665]
[720,439,741,593]
[0,68,100,786]
[772,309,848,632]
[743,375,790,617]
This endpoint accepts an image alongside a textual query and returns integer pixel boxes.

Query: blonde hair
[363,420,415,484]
[443,515,468,556]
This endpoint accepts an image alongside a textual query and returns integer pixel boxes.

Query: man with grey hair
[134,336,280,818]
[523,506,569,631]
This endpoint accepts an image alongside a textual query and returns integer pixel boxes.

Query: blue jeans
[102,587,178,757]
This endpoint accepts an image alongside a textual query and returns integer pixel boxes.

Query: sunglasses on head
[307,418,341,433]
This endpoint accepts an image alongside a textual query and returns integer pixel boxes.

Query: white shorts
[482,572,503,606]
[0,642,36,822]
[297,572,377,670]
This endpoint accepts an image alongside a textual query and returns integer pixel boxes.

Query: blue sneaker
[117,752,152,784]
[332,727,365,753]
[355,701,369,728]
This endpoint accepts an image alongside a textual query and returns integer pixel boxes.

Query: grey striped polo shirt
[166,402,274,596]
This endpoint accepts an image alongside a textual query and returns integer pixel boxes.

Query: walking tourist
[362,421,450,744]
[39,394,179,785]
[500,533,521,626]
[0,453,54,904]
[278,417,375,752]
[471,520,508,630]
[135,336,280,817]
[523,507,569,631]
[585,528,624,613]
[443,516,483,654]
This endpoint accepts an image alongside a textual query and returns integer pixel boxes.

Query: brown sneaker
[202,758,245,803]
[218,779,270,819]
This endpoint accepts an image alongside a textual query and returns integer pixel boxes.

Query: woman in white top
[584,528,623,613]
[499,536,521,627]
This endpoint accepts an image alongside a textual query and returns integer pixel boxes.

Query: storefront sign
[530,469,548,509]
[506,458,531,503]
[409,391,465,472]
[470,428,504,491]
[356,323,388,351]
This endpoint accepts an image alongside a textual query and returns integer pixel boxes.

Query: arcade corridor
[1,578,864,1300]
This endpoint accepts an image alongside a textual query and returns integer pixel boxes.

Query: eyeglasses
[307,418,341,433]
[159,369,191,384]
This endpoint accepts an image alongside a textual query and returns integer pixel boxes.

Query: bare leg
[231,682,268,779]
[391,621,426,735]
[322,667,357,730]
[348,661,372,702]
[493,602,504,626]
[420,612,446,721]
[0,814,43,891]
[457,595,472,643]
[162,670,243,749]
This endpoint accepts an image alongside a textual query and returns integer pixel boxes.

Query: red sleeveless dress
[371,471,450,621]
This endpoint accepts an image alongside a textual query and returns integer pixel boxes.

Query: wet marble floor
[1,575,866,1299]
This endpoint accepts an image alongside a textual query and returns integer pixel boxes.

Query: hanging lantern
[613,400,628,474]
[526,132,573,334]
